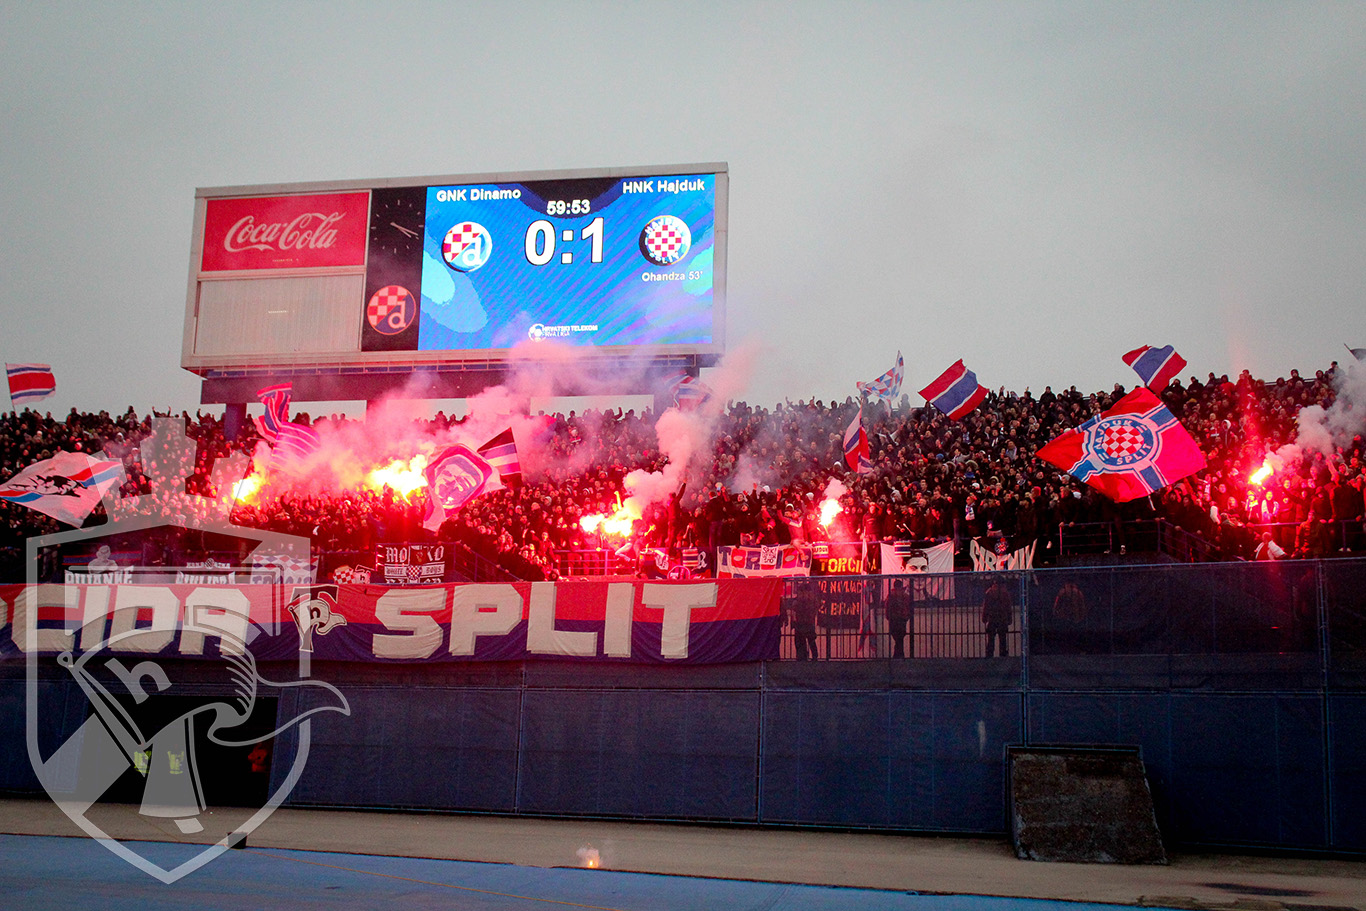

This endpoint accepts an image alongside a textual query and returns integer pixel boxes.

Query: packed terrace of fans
[2,361,1363,582]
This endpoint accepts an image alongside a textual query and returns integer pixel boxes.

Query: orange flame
[818,496,842,529]
[367,455,429,499]
[1249,463,1273,486]
[580,496,640,539]
[231,475,263,505]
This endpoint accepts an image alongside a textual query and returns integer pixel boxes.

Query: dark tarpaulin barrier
[283,685,521,812]
[517,689,760,820]
[1029,691,1328,848]
[1328,693,1366,850]
[1326,560,1366,689]
[760,691,1020,831]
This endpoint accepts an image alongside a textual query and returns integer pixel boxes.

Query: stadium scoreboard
[182,164,727,398]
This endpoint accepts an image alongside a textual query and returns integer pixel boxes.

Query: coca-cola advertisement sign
[201,191,369,271]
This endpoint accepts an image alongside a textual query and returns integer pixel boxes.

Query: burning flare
[231,474,262,505]
[366,455,429,499]
[579,496,641,540]
[818,496,842,529]
[1249,463,1273,486]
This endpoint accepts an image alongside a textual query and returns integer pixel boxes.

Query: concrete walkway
[1,798,1363,910]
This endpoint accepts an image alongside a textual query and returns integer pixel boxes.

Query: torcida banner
[0,578,781,665]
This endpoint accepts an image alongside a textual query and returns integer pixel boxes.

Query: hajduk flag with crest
[1122,345,1187,391]
[6,364,55,407]
[422,444,496,530]
[256,383,292,442]
[0,450,124,526]
[856,351,904,403]
[1036,386,1206,503]
[477,428,522,488]
[920,359,988,420]
[843,406,871,473]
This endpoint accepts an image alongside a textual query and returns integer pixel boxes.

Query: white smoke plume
[620,341,762,514]
[1266,358,1366,471]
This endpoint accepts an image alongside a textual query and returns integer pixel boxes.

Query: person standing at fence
[887,578,912,658]
[981,574,1014,658]
[790,584,819,660]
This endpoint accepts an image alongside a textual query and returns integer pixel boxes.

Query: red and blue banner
[5,364,55,407]
[0,579,782,665]
[1122,344,1187,391]
[1036,386,1206,503]
[477,428,522,487]
[843,406,870,472]
[717,545,812,578]
[920,359,988,420]
[255,383,292,442]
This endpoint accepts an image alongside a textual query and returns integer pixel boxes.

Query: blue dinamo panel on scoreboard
[415,173,716,352]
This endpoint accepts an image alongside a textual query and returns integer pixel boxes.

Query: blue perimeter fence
[4,557,1366,854]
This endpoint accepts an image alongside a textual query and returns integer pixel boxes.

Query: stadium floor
[1,799,1363,910]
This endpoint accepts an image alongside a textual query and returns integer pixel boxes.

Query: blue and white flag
[856,351,904,402]
[0,451,124,526]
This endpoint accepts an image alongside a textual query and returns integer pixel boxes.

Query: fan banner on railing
[879,541,956,599]
[969,538,1036,572]
[0,579,782,665]
[716,545,812,578]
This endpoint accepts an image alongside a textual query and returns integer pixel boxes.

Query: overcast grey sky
[3,1,1363,416]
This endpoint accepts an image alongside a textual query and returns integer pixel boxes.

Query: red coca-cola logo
[224,211,346,253]
[201,192,369,271]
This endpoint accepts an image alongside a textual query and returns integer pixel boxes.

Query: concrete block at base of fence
[1007,745,1166,865]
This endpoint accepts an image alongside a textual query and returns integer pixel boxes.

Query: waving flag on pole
[843,406,871,473]
[256,383,292,442]
[856,351,904,403]
[272,422,321,468]
[669,373,713,411]
[477,428,523,488]
[1036,387,1206,503]
[919,360,988,420]
[1122,345,1187,391]
[6,364,55,408]
[0,451,124,526]
[423,445,495,530]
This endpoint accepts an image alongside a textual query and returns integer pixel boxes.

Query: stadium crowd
[2,360,1364,582]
